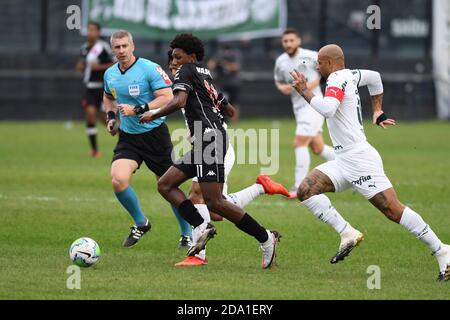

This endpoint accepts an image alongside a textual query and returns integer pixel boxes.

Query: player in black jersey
[75,22,114,157]
[141,34,280,269]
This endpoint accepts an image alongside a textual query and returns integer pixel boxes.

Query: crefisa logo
[352,175,372,186]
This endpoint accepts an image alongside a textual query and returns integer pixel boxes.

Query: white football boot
[434,244,450,282]
[330,224,364,264]
[260,230,281,269]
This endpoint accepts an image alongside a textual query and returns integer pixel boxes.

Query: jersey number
[196,165,203,178]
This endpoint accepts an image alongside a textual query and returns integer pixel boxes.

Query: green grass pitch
[0,118,449,299]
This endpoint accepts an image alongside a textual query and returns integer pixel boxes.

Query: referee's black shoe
[123,220,151,248]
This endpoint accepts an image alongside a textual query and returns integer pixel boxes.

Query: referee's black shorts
[174,129,228,183]
[112,123,173,177]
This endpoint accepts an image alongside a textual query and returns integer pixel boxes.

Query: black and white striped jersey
[80,39,114,89]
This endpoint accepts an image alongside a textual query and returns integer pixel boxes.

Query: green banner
[82,0,286,40]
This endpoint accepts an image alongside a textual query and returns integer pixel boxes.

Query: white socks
[193,204,210,260]
[400,207,442,254]
[301,194,348,234]
[225,184,265,209]
[295,147,310,188]
[320,145,335,161]
[302,197,443,255]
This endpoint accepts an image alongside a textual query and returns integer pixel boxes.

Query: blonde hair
[110,30,134,46]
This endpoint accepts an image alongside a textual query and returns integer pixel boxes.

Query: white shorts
[192,141,235,195]
[315,142,393,199]
[294,104,325,137]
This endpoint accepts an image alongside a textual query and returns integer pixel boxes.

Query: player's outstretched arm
[75,59,85,72]
[275,81,293,96]
[290,70,314,102]
[119,87,173,117]
[290,69,339,118]
[139,90,188,123]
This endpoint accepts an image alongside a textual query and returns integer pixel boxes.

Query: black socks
[235,213,269,243]
[86,124,98,151]
[178,199,204,228]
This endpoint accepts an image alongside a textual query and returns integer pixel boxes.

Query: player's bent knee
[297,182,313,202]
[111,176,128,193]
[157,179,170,196]
[86,107,97,121]
[210,211,223,221]
[310,145,323,155]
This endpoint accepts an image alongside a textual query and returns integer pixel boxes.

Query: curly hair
[170,33,205,62]
[167,49,173,65]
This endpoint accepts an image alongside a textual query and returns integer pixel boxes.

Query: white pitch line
[0,193,292,207]
[0,194,116,203]
[23,195,57,201]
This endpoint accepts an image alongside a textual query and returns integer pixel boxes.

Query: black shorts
[174,128,228,183]
[112,123,174,177]
[82,88,103,110]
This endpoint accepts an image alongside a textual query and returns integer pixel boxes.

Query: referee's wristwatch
[106,111,116,122]
[133,103,149,115]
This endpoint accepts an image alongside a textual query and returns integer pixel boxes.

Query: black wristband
[107,111,116,121]
[217,93,229,108]
[376,113,387,125]
[133,104,149,115]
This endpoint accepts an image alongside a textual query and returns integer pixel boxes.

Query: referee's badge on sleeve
[128,84,140,97]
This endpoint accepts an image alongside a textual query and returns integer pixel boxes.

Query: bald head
[319,44,344,62]
[316,44,345,79]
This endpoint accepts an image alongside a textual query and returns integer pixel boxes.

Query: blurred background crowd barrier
[0,0,449,121]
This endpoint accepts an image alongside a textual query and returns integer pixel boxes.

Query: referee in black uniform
[75,22,114,158]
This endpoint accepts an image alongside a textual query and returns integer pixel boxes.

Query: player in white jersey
[290,44,449,281]
[274,28,335,198]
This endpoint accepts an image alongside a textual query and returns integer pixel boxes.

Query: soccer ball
[69,237,101,267]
